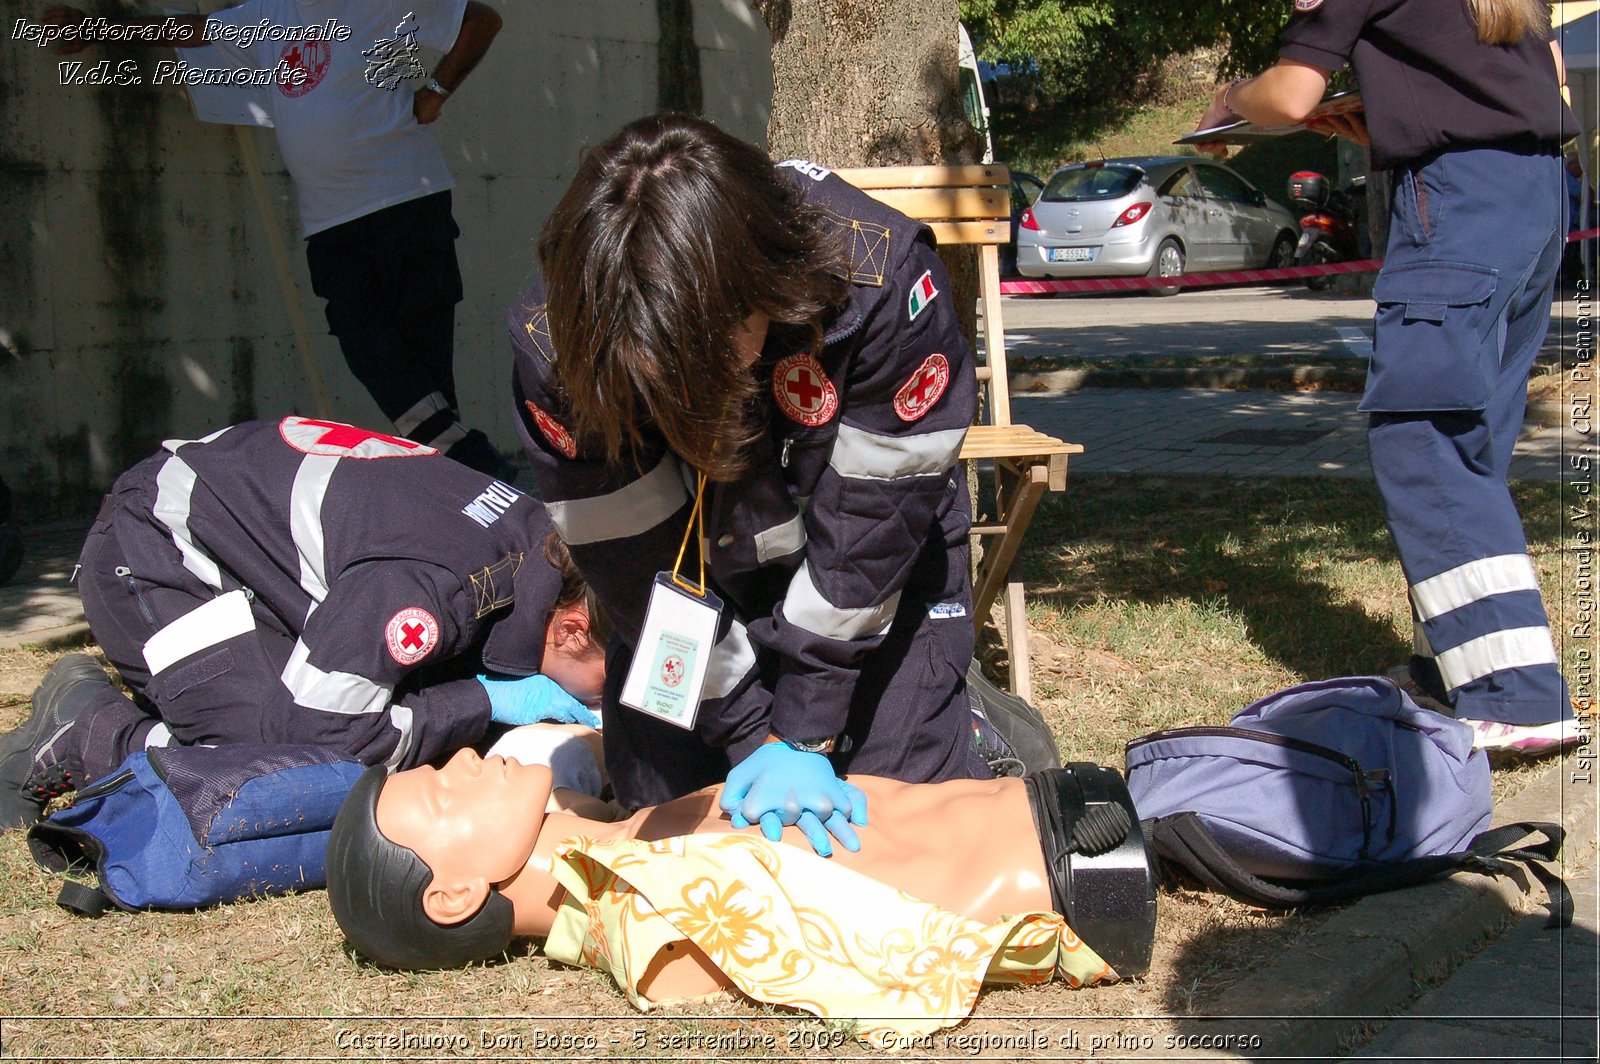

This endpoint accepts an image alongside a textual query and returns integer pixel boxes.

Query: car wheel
[1146,239,1184,297]
[1267,233,1296,269]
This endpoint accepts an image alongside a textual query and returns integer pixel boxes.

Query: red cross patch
[385,607,439,666]
[277,39,331,98]
[525,401,578,459]
[1294,0,1323,10]
[772,353,839,426]
[893,354,951,422]
[660,655,685,688]
[279,417,437,459]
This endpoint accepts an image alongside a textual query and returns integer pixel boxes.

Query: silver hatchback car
[1015,156,1299,294]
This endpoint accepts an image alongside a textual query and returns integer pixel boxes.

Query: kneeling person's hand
[718,741,868,857]
[478,673,600,728]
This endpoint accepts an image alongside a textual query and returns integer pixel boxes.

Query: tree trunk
[754,1,991,610]
[656,0,703,114]
[753,0,982,343]
[755,0,974,166]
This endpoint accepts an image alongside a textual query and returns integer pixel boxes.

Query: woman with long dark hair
[509,114,992,854]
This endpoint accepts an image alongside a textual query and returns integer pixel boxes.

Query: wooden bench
[836,164,1083,702]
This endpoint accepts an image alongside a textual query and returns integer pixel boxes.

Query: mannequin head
[326,751,553,969]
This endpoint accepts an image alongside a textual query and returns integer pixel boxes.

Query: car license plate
[1048,247,1096,263]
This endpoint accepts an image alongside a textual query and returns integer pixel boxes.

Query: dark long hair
[538,113,850,480]
[544,532,610,654]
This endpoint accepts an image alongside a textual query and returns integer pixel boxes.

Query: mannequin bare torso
[493,773,1054,1001]
[377,751,1055,1002]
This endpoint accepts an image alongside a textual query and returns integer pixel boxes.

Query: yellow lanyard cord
[671,471,709,597]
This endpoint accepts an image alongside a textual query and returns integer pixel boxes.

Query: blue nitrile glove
[718,742,869,857]
[477,673,600,728]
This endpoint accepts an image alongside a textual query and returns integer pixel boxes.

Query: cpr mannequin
[327,746,1154,1040]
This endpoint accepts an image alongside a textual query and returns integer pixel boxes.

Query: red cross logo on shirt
[893,353,951,422]
[385,607,439,666]
[279,416,438,459]
[772,353,838,426]
[277,39,331,98]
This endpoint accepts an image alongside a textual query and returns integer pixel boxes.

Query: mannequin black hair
[325,766,516,970]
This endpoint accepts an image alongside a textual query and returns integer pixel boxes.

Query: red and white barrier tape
[998,226,1600,296]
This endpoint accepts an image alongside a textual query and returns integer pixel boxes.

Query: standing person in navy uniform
[1193,0,1579,756]
[0,418,608,829]
[511,114,991,855]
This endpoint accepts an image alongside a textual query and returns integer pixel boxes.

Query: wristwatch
[779,734,836,755]
[423,76,451,98]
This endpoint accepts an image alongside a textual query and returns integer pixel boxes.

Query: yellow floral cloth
[543,833,1112,1047]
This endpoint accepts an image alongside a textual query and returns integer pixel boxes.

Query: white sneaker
[1458,717,1586,759]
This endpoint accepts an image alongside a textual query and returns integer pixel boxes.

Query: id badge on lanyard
[620,472,724,730]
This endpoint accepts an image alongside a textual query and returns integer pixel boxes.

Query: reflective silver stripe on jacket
[754,514,806,564]
[545,455,689,545]
[702,620,758,701]
[279,639,393,716]
[141,589,255,675]
[781,560,899,641]
[828,423,967,480]
[384,704,417,769]
[290,454,339,614]
[160,425,233,455]
[152,454,224,592]
[1409,554,1541,622]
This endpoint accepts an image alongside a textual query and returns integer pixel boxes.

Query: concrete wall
[0,1,773,514]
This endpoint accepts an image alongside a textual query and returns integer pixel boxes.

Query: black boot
[0,655,113,829]
[966,662,1062,777]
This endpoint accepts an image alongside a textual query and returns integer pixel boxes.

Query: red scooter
[1287,171,1363,291]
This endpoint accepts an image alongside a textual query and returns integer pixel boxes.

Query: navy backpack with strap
[28,743,364,914]
[1125,676,1569,918]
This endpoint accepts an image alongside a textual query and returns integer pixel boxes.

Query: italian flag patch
[907,269,939,321]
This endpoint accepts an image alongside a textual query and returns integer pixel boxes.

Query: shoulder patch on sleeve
[773,353,840,426]
[1294,0,1323,10]
[279,416,435,459]
[893,354,951,422]
[522,307,555,363]
[819,206,890,287]
[469,552,523,619]
[907,269,939,320]
[386,607,439,665]
[525,401,578,459]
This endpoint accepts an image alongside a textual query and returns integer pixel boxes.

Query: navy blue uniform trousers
[305,192,508,478]
[1363,146,1571,725]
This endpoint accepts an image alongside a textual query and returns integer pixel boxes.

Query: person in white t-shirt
[40,2,513,480]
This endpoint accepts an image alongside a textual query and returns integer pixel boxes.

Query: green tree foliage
[960,0,1293,103]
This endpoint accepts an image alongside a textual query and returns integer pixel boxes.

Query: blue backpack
[27,744,364,914]
[1125,676,1568,916]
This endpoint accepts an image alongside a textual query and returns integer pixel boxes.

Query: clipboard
[1177,89,1362,146]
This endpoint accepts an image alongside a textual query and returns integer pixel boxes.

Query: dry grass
[0,473,1586,1059]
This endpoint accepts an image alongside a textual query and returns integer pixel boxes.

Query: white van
[958,23,995,163]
